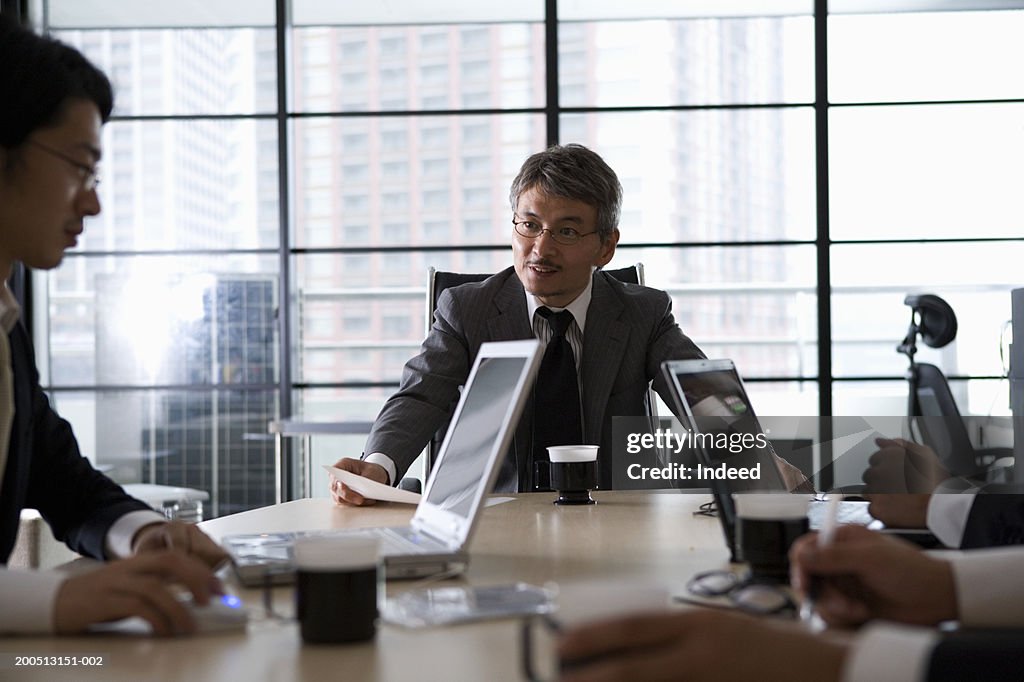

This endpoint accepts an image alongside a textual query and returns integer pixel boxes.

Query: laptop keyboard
[807,500,875,528]
[375,526,449,556]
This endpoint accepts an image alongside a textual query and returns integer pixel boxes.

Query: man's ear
[594,228,619,267]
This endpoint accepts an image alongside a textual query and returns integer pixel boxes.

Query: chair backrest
[911,362,978,476]
[423,264,647,471]
[426,264,645,333]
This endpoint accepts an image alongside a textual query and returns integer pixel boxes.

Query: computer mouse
[178,593,249,634]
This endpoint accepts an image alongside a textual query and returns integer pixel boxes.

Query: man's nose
[531,228,560,255]
[77,186,101,217]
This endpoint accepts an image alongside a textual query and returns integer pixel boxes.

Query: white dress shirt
[842,546,1024,681]
[0,284,164,634]
[926,493,977,548]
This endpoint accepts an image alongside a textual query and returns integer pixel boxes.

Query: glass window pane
[55,29,277,116]
[829,104,1024,240]
[294,250,509,384]
[51,389,278,518]
[829,9,1024,103]
[47,0,275,28]
[558,17,813,107]
[831,243,1019,378]
[80,120,280,250]
[559,0,812,20]
[291,25,542,113]
[292,115,545,247]
[293,0,543,24]
[612,245,817,378]
[745,381,820,417]
[41,256,279,387]
[833,379,908,416]
[562,110,816,243]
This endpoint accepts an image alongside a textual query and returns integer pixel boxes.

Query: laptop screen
[666,360,786,493]
[423,356,530,519]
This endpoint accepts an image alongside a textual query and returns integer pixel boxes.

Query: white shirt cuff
[926,492,976,548]
[842,623,938,682]
[0,568,69,634]
[949,547,1024,627]
[362,452,396,487]
[104,510,168,558]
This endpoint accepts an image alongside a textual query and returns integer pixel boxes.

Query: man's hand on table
[132,520,229,569]
[558,609,847,682]
[53,551,223,636]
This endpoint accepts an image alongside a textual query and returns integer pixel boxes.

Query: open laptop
[225,339,543,585]
[661,358,939,561]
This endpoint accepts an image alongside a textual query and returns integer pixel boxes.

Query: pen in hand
[800,493,842,629]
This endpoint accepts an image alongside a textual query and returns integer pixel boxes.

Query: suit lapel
[487,270,532,341]
[486,272,536,490]
[580,273,628,444]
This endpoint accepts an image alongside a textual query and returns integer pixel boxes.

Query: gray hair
[508,143,622,242]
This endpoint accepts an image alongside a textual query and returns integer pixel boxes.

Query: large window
[30,0,1023,512]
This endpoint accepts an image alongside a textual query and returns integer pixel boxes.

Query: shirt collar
[0,285,21,335]
[524,267,595,333]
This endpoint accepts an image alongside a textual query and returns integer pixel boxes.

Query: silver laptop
[661,358,939,559]
[225,339,543,585]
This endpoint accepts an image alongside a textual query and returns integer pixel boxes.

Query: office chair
[899,294,1011,478]
[419,263,648,476]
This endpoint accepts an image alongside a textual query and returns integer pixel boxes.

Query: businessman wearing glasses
[1,15,226,636]
[330,143,711,501]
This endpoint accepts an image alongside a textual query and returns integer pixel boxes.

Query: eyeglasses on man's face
[512,215,600,246]
[28,139,101,192]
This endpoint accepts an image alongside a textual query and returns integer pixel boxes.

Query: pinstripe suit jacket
[364,267,705,491]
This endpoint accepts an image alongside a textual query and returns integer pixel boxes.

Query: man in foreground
[0,14,226,636]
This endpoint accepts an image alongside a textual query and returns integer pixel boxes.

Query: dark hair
[0,14,113,151]
[508,143,623,242]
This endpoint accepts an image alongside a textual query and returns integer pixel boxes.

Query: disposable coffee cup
[733,493,810,582]
[546,446,599,505]
[521,581,669,682]
[294,535,380,644]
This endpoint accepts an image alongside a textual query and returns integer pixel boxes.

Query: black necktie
[533,308,583,472]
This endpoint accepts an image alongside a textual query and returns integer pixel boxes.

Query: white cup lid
[293,534,379,570]
[547,445,599,462]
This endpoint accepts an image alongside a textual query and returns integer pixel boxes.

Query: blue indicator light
[220,595,242,609]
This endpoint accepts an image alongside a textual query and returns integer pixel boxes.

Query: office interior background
[13,0,1023,517]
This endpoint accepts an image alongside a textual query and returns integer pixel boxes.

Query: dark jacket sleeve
[927,630,1024,681]
[960,490,1024,549]
[6,324,150,561]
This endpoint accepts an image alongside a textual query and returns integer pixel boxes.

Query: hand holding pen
[790,524,957,628]
[799,493,842,629]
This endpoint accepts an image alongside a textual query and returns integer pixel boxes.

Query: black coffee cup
[732,494,810,582]
[293,536,380,644]
[546,446,599,505]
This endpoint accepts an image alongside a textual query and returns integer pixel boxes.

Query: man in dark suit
[555,526,1024,682]
[0,15,225,635]
[330,144,709,499]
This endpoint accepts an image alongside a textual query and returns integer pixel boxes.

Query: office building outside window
[28,0,1024,512]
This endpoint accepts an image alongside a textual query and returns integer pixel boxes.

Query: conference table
[7,491,730,681]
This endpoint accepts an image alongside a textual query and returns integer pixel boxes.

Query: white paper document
[324,465,517,507]
[324,464,422,504]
